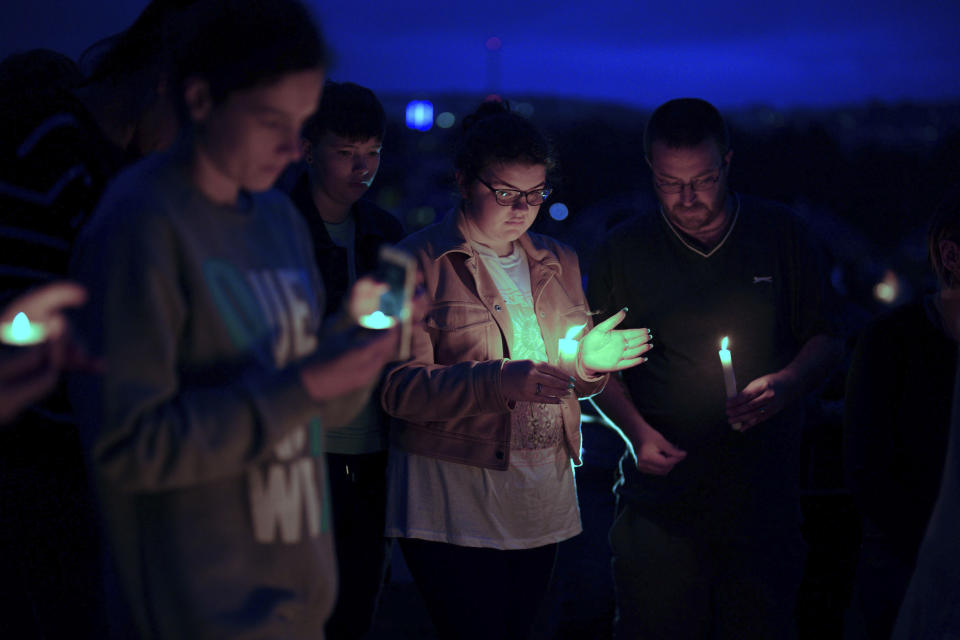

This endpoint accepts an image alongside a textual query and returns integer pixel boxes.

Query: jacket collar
[433,207,562,274]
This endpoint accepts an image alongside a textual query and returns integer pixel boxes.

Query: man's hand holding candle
[725,369,802,432]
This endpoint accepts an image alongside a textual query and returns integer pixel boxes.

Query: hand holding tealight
[577,307,652,376]
[0,282,95,425]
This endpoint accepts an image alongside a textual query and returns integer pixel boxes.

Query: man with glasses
[588,98,841,639]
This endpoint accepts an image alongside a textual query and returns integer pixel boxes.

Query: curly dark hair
[454,99,556,190]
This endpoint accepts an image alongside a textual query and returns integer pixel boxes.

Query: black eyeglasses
[477,176,552,206]
[652,164,726,194]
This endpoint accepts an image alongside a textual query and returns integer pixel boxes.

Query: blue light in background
[436,111,456,128]
[549,202,569,221]
[406,100,434,131]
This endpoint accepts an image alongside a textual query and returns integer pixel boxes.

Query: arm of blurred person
[0,281,96,425]
[593,375,687,475]
[725,333,843,431]
[68,197,398,493]
[299,277,400,429]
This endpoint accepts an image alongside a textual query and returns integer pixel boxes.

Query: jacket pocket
[427,301,496,364]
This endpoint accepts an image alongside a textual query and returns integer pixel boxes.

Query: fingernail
[642,357,648,363]
[621,306,629,313]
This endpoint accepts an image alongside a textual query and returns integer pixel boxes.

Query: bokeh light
[405,100,434,132]
[873,269,900,304]
[436,112,456,129]
[549,202,569,221]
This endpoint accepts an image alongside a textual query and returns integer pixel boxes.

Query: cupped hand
[501,359,574,405]
[633,423,687,475]
[580,308,652,375]
[346,276,390,322]
[725,370,801,432]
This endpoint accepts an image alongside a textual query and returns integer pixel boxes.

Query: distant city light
[873,269,900,304]
[549,203,569,221]
[405,101,434,132]
[513,102,534,118]
[485,36,502,51]
[436,112,456,129]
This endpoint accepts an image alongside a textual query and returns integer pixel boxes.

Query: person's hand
[632,422,687,475]
[1,281,88,339]
[726,369,801,432]
[299,325,399,402]
[346,276,390,322]
[0,281,94,425]
[501,360,574,405]
[579,307,652,375]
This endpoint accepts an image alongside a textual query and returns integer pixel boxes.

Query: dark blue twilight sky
[2,0,959,109]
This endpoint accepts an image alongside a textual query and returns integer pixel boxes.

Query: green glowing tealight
[1,312,47,346]
[358,310,396,330]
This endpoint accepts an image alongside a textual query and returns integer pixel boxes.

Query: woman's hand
[580,307,652,375]
[501,360,574,405]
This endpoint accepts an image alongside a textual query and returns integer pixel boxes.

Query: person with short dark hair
[589,97,842,639]
[381,100,651,640]
[286,80,404,639]
[845,186,960,639]
[68,2,401,637]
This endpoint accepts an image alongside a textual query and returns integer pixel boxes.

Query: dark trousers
[399,537,558,640]
[609,502,806,640]
[324,451,392,640]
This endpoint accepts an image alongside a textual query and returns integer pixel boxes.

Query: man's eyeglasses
[477,176,552,206]
[653,165,725,194]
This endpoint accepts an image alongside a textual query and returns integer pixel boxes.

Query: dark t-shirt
[588,193,836,533]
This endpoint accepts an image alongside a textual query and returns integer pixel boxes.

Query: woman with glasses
[380,100,652,640]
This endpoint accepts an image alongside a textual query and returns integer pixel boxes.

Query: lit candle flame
[11,312,32,341]
[564,324,586,341]
[357,310,395,330]
[720,336,729,350]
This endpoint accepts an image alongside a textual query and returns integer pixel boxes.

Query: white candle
[0,312,47,346]
[718,336,737,398]
[718,336,741,430]
[558,324,586,372]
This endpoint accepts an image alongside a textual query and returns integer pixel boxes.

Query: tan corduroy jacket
[381,209,607,470]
